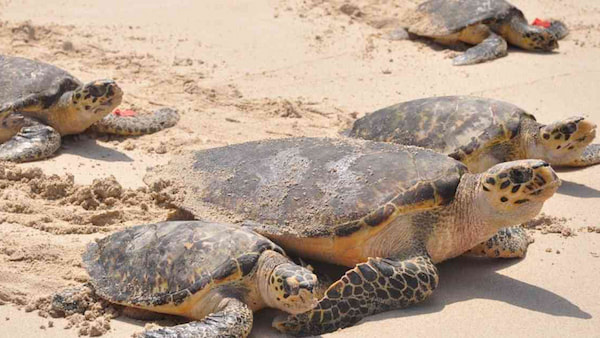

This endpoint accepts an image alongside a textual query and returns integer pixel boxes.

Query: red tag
[532,18,551,28]
[112,109,137,117]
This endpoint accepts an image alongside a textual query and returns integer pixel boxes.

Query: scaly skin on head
[428,159,560,262]
[522,116,597,166]
[257,250,319,315]
[495,11,559,51]
[478,160,559,214]
[51,79,123,135]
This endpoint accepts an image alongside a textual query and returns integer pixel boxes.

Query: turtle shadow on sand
[505,46,561,57]
[396,33,465,52]
[360,256,591,323]
[111,312,187,330]
[555,179,600,199]
[398,36,558,57]
[59,135,133,162]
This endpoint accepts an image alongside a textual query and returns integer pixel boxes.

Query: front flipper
[141,298,253,338]
[563,144,600,167]
[453,32,508,66]
[88,107,180,136]
[274,255,438,336]
[0,119,61,162]
[466,226,531,258]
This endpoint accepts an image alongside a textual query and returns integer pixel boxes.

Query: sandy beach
[0,0,599,337]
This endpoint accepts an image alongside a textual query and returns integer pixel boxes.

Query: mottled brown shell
[403,0,522,36]
[0,55,81,110]
[349,96,536,162]
[148,137,467,239]
[83,221,283,307]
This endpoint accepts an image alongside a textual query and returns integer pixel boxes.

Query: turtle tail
[88,107,180,136]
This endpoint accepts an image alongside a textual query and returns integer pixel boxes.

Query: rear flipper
[546,20,569,40]
[88,107,180,136]
[51,284,101,317]
[453,32,508,66]
[274,255,438,336]
[0,118,61,162]
[466,226,531,258]
[141,298,253,338]
[563,144,600,167]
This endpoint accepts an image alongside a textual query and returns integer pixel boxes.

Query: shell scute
[405,0,519,36]
[0,55,81,109]
[351,96,529,159]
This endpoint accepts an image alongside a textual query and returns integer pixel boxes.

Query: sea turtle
[51,220,319,338]
[348,96,599,173]
[0,55,179,162]
[144,137,560,335]
[397,0,569,65]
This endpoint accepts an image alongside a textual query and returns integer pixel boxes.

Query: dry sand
[0,0,599,337]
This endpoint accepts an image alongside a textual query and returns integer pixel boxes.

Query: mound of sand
[0,162,167,234]
[0,161,171,335]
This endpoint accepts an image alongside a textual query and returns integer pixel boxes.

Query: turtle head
[520,25,558,51]
[266,262,319,314]
[528,117,596,166]
[67,79,123,118]
[478,160,560,225]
